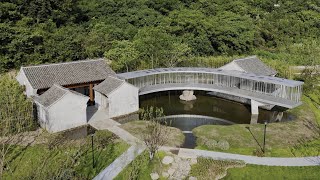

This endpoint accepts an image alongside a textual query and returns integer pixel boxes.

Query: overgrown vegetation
[190,158,245,180]
[140,107,170,160]
[121,120,185,147]
[115,151,167,180]
[0,73,36,176]
[1,0,319,73]
[1,130,129,179]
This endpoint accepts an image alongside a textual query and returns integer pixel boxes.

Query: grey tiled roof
[34,84,88,108]
[93,76,124,96]
[22,59,116,89]
[233,56,277,76]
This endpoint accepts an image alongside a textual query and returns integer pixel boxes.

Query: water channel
[139,90,294,148]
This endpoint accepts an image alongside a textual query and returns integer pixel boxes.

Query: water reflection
[140,91,294,124]
[162,115,234,131]
[138,91,295,149]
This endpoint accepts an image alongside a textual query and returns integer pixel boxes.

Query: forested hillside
[1,0,319,73]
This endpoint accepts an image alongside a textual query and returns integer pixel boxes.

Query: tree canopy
[0,0,319,73]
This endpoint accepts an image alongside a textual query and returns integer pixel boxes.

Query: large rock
[179,90,197,101]
[162,156,174,165]
[189,176,197,180]
[150,172,159,180]
[168,168,176,176]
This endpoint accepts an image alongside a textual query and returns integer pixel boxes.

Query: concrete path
[88,109,141,145]
[178,148,320,166]
[93,145,145,180]
[89,110,146,180]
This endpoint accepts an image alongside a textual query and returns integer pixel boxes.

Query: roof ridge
[52,84,69,92]
[108,75,125,83]
[21,58,105,69]
[52,84,88,98]
[233,55,258,62]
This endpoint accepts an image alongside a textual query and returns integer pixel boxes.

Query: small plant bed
[193,96,320,157]
[2,130,129,179]
[121,120,185,147]
[115,151,169,180]
[224,164,320,180]
[116,150,200,180]
[190,158,245,180]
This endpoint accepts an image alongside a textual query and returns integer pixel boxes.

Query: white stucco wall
[16,69,37,97]
[108,83,139,118]
[35,102,48,128]
[46,93,88,133]
[219,61,245,72]
[95,91,109,110]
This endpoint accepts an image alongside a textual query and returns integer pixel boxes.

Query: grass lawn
[121,120,185,147]
[193,95,320,157]
[224,165,320,180]
[190,158,245,179]
[115,151,168,180]
[2,130,129,179]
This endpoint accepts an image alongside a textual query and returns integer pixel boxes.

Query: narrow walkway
[93,145,145,180]
[177,148,320,166]
[89,110,145,180]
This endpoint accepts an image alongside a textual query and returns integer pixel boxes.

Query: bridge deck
[139,83,301,109]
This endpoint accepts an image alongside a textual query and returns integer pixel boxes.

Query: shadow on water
[139,90,295,149]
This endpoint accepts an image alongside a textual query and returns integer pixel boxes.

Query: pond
[139,90,294,148]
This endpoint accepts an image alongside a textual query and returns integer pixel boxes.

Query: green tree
[105,40,139,72]
[0,74,35,176]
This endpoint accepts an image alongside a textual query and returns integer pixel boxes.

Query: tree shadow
[245,126,263,152]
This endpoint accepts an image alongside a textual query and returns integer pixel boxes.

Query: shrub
[217,140,230,150]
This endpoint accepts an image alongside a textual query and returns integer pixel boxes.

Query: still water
[140,91,294,148]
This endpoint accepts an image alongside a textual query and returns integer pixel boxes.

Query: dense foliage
[0,0,319,73]
[0,74,35,134]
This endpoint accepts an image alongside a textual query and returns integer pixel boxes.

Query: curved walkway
[160,146,320,166]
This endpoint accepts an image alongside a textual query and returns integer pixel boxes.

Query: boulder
[168,168,176,176]
[217,140,230,150]
[162,156,174,165]
[179,90,197,101]
[150,172,159,180]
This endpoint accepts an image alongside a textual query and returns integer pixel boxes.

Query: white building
[15,59,142,133]
[94,76,139,118]
[220,56,277,76]
[33,84,89,133]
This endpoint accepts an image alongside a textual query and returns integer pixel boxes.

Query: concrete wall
[46,93,88,133]
[16,70,37,97]
[108,83,139,118]
[219,61,245,72]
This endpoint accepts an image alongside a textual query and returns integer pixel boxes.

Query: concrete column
[250,114,259,124]
[251,99,265,115]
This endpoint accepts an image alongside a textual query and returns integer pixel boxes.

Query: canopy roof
[117,67,303,87]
